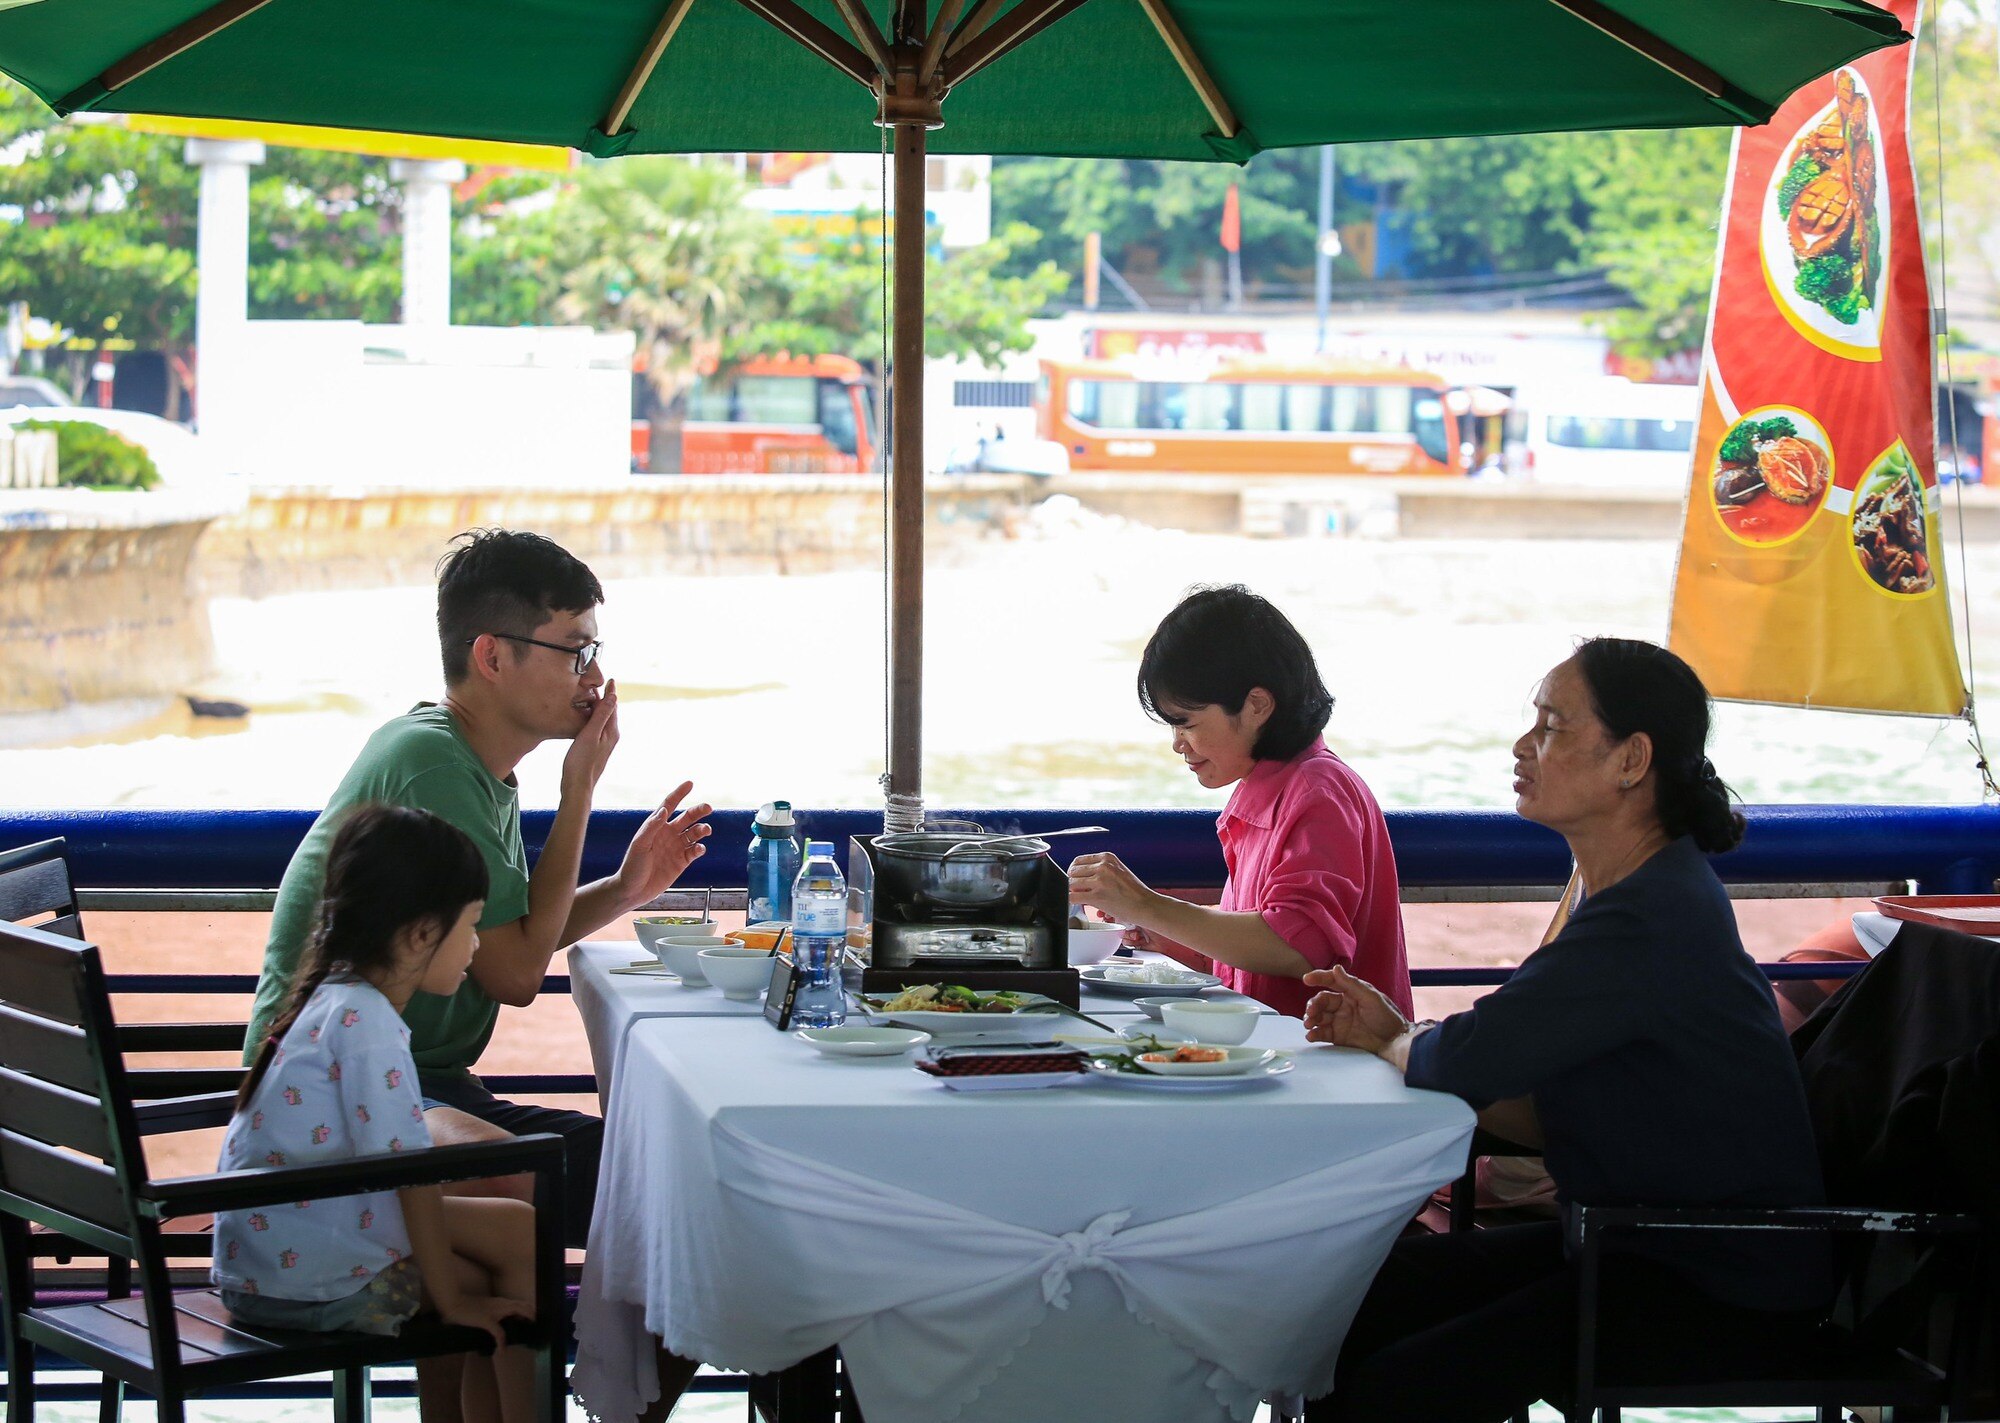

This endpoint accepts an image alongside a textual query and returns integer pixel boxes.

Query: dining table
[565,943,1475,1423]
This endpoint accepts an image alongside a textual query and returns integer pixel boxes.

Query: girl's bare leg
[417,1252,500,1423]
[441,1196,541,1423]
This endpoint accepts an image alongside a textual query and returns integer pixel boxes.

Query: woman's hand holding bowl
[1302,964,1411,1056]
[1067,851,1157,927]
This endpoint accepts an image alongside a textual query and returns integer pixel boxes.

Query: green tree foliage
[991,155,1325,291]
[0,88,199,409]
[1552,128,1731,359]
[743,216,1067,367]
[16,418,162,490]
[554,158,777,411]
[1911,13,2000,338]
[992,130,1726,359]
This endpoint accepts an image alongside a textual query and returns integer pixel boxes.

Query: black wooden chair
[0,919,570,1423]
[0,837,248,1300]
[1570,1203,1984,1422]
[0,836,251,1100]
[0,840,82,942]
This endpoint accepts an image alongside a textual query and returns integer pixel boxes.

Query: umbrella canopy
[2,1,1905,161]
[0,0,1909,829]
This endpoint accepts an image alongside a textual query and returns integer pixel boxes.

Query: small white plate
[1133,1045,1276,1077]
[1079,965,1220,998]
[795,1026,932,1058]
[1084,1057,1294,1091]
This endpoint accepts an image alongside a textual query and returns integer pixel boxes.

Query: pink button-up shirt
[1210,739,1412,1019]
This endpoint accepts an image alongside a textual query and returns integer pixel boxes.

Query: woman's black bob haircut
[1137,585,1333,762]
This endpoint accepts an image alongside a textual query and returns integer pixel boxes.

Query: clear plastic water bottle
[745,801,802,925]
[791,840,847,1028]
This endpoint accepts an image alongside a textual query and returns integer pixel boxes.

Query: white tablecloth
[569,943,770,1100]
[570,1013,1474,1423]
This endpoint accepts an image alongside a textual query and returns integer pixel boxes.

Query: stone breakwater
[195,474,1037,599]
[0,476,1035,714]
[0,491,226,713]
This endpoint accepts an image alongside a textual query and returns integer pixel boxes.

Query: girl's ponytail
[235,804,487,1115]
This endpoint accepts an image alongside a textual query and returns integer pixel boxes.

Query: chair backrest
[0,838,83,940]
[0,921,151,1259]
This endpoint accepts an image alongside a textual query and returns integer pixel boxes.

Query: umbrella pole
[883,112,928,834]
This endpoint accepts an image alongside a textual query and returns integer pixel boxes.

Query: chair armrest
[118,1022,251,1054]
[133,1090,239,1135]
[1469,1128,1540,1157]
[1571,1203,1987,1250]
[137,1134,565,1219]
[128,1067,246,1099]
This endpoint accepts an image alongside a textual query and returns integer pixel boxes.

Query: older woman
[1068,585,1410,1018]
[1303,638,1827,1423]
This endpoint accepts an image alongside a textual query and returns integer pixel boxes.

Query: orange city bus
[1037,357,1465,476]
[632,353,877,474]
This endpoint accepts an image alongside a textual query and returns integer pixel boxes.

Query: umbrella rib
[947,0,1094,86]
[941,0,1012,62]
[603,0,700,136]
[916,0,968,84]
[1541,0,1725,98]
[730,0,878,87]
[1134,0,1237,139]
[58,0,276,108]
[829,0,894,76]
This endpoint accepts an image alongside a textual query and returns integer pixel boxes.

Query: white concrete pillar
[185,138,264,470]
[390,158,466,327]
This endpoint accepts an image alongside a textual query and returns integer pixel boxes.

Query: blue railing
[6,801,1999,894]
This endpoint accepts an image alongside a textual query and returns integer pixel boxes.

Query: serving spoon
[940,826,1108,856]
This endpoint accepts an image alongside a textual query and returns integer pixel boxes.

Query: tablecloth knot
[1040,1210,1133,1309]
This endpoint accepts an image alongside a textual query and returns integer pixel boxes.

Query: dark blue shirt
[1407,836,1827,1307]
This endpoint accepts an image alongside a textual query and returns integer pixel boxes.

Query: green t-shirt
[247,704,532,1080]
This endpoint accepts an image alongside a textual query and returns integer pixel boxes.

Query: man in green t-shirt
[248,530,713,1260]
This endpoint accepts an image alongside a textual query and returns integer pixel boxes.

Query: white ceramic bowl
[1065,925,1126,965]
[699,947,774,1001]
[795,1026,931,1058]
[633,917,719,958]
[656,939,716,984]
[1159,999,1260,1046]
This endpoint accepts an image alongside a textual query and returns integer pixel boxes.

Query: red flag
[1220,183,1241,253]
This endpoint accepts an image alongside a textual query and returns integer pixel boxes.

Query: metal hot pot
[868,832,1052,916]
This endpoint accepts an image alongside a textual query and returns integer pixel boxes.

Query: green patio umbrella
[0,0,1908,827]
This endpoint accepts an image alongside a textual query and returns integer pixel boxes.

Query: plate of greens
[855,984,1106,1038]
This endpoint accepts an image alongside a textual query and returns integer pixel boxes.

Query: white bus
[1505,379,1698,489]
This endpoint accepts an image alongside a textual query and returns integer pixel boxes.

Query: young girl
[215,804,541,1423]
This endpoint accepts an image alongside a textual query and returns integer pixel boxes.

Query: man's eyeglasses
[469,633,603,675]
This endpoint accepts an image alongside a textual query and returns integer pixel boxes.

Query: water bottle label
[795,900,844,936]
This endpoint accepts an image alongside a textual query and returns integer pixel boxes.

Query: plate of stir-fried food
[854,983,1068,1037]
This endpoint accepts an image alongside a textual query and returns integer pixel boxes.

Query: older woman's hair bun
[1572,638,1745,854]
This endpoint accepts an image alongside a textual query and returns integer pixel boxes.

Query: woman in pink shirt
[1069,586,1411,1019]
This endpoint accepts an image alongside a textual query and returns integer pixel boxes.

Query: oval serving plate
[1079,965,1221,998]
[855,993,1063,1038]
[795,1026,932,1058]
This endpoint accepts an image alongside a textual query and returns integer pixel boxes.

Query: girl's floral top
[213,977,430,1301]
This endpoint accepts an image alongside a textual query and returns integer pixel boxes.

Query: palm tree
[556,158,776,473]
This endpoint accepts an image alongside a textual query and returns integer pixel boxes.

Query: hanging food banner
[1668,0,1965,717]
